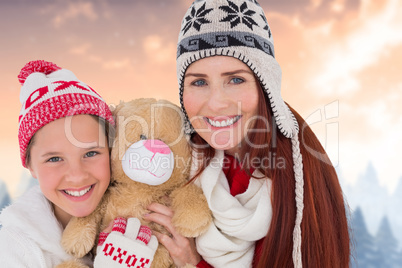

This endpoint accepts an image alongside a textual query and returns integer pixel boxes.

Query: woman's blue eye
[85,151,98,158]
[231,77,244,84]
[193,80,206,86]
[47,157,61,162]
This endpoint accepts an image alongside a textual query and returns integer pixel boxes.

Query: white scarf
[194,150,272,268]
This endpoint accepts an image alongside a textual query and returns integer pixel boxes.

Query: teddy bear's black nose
[140,134,147,140]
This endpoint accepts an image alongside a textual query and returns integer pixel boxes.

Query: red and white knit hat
[18,60,115,168]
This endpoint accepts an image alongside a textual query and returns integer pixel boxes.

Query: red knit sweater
[196,154,266,268]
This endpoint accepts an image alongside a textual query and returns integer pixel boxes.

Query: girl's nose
[65,161,88,182]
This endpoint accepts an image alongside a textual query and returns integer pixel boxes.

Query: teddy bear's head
[110,98,191,190]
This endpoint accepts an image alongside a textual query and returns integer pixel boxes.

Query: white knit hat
[18,60,115,168]
[176,1,304,267]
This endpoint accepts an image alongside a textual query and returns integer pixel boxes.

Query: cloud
[336,79,402,187]
[142,35,176,65]
[46,1,98,28]
[85,55,132,70]
[69,43,92,55]
[330,0,346,13]
[68,43,132,70]
[101,59,131,70]
[261,0,360,21]
[307,0,323,10]
[274,0,402,190]
[339,114,402,190]
[309,0,402,96]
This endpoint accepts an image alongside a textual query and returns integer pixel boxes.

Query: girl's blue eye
[85,151,98,158]
[48,157,61,163]
[231,77,244,84]
[193,80,206,86]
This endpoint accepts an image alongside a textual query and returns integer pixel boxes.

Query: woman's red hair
[188,86,350,267]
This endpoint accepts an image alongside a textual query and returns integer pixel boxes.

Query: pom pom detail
[18,60,61,85]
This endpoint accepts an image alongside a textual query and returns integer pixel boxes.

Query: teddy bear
[58,98,212,268]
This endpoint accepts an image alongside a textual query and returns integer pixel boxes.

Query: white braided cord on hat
[291,132,304,268]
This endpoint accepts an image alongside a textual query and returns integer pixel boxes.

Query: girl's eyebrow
[82,145,101,150]
[41,152,61,158]
[40,146,101,157]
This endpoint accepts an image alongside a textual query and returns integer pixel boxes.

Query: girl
[159,0,350,267]
[0,60,157,267]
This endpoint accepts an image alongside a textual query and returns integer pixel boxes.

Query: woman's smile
[204,115,242,128]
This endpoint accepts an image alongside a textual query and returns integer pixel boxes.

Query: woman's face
[183,56,260,156]
[27,114,110,227]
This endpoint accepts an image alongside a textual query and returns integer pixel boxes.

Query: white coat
[0,185,92,267]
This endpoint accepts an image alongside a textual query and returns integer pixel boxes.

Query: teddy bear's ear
[110,101,126,118]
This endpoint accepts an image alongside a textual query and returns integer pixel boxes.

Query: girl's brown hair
[188,85,350,267]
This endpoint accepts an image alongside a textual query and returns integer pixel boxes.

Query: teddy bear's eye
[140,134,147,140]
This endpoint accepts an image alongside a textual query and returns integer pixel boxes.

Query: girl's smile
[61,184,95,200]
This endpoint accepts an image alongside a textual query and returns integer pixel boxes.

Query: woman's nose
[207,83,229,111]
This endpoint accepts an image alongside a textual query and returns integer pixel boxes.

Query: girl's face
[183,56,260,156]
[28,114,110,227]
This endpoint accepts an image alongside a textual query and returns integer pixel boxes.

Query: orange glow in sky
[1,0,402,197]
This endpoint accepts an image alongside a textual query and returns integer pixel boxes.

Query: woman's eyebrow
[184,72,207,78]
[185,69,253,78]
[221,69,254,76]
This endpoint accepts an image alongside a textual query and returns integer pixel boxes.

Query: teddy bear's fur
[57,98,212,268]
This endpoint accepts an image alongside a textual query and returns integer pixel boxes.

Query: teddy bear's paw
[61,222,97,258]
[179,264,197,268]
[172,210,212,238]
[61,232,96,258]
[151,245,174,268]
[62,238,94,258]
[55,259,89,268]
[174,220,210,237]
[171,187,213,237]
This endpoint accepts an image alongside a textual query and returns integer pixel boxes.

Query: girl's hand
[144,202,202,267]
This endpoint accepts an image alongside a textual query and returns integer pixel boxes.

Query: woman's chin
[209,135,240,152]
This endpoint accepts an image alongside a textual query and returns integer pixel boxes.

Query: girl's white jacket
[0,185,92,267]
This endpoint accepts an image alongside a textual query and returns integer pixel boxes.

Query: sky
[1,0,401,198]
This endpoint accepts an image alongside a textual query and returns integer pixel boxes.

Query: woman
[174,0,350,267]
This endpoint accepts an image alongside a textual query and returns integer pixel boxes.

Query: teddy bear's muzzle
[121,139,175,186]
